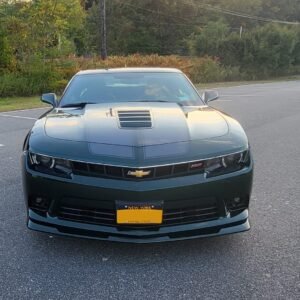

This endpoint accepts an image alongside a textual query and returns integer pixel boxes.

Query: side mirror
[41,93,57,107]
[203,90,219,104]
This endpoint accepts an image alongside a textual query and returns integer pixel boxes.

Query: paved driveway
[0,81,299,299]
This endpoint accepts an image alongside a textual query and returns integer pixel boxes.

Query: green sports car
[22,68,253,243]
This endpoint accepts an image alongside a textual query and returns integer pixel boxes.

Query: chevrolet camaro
[22,68,253,243]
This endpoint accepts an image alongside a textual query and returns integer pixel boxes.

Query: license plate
[116,201,163,224]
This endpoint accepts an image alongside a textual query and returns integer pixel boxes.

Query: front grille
[57,202,219,228]
[163,205,219,225]
[118,110,152,128]
[58,206,116,226]
[71,161,205,181]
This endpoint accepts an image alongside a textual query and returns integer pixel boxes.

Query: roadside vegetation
[0,0,299,100]
[0,96,47,112]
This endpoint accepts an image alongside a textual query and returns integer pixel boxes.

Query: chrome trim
[29,153,60,170]
[27,148,249,169]
[50,159,56,169]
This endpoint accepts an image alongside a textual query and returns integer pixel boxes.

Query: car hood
[29,103,248,166]
[44,102,229,146]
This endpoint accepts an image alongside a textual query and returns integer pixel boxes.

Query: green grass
[0,96,48,112]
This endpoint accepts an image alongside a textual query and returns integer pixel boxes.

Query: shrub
[190,57,225,83]
[56,54,227,84]
[0,54,238,97]
[0,56,61,97]
[0,32,15,73]
[192,22,300,80]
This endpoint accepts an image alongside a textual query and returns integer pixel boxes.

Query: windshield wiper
[130,100,184,106]
[60,102,97,108]
[136,100,170,103]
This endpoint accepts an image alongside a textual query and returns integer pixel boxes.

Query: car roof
[76,68,183,75]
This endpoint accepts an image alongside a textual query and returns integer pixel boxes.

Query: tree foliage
[0,31,15,73]
[0,0,299,96]
[1,0,85,59]
[191,21,300,77]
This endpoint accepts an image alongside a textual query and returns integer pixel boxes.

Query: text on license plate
[116,201,163,224]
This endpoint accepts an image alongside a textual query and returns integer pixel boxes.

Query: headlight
[222,152,243,168]
[30,153,55,168]
[28,152,72,178]
[205,150,250,178]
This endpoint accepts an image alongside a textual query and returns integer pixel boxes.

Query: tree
[1,0,86,59]
[0,31,15,72]
[191,20,230,56]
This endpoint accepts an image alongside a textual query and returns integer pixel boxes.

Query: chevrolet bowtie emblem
[127,170,151,178]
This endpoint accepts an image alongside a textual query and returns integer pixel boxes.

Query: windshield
[59,72,203,107]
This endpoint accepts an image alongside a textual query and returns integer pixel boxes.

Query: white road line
[0,114,37,120]
[214,100,232,102]
[6,107,49,113]
[0,144,4,147]
[221,94,257,97]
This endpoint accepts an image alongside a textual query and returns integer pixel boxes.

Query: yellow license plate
[116,201,163,224]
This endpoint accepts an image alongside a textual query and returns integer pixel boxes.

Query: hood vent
[118,110,152,128]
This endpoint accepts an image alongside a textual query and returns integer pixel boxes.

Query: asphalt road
[0,81,299,300]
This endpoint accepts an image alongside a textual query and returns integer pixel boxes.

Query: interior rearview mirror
[203,90,219,104]
[41,93,57,107]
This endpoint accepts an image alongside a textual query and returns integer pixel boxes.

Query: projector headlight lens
[28,153,72,178]
[205,150,250,178]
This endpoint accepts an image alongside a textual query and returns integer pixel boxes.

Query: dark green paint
[22,69,253,243]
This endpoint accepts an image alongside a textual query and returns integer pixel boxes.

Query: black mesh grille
[106,166,123,177]
[71,161,205,180]
[118,110,152,128]
[173,163,189,174]
[57,202,220,228]
[58,206,116,226]
[72,161,89,172]
[155,166,173,177]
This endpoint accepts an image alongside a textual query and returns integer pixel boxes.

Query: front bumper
[22,155,253,243]
[28,209,250,243]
